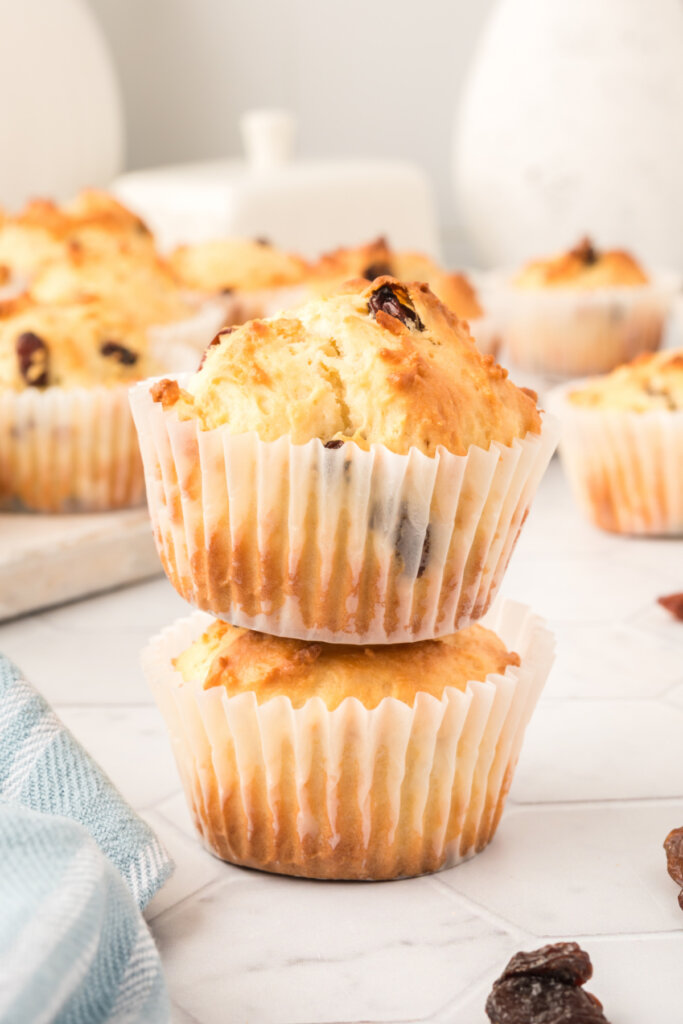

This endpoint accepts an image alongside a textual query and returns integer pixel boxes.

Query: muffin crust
[170,237,309,293]
[568,349,683,411]
[514,237,649,290]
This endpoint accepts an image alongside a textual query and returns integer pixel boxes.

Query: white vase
[454,0,683,269]
[0,0,123,210]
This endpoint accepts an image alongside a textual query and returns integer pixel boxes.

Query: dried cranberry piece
[368,283,424,331]
[363,261,393,281]
[16,331,49,387]
[323,439,344,450]
[485,943,610,1024]
[100,340,138,366]
[664,826,683,891]
[658,593,683,621]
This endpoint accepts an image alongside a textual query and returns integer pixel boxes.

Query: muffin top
[309,237,484,319]
[568,349,683,412]
[0,190,155,276]
[29,247,194,326]
[0,297,156,389]
[174,618,519,710]
[514,237,649,290]
[170,237,310,293]
[152,277,541,456]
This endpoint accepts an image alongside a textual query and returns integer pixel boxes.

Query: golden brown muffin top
[29,246,194,326]
[152,277,541,456]
[169,237,310,293]
[309,237,484,319]
[0,190,155,275]
[514,237,649,290]
[568,349,683,412]
[174,617,519,710]
[0,297,157,390]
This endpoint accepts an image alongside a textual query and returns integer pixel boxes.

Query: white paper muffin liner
[142,599,554,880]
[491,271,679,378]
[130,376,558,642]
[0,385,145,512]
[221,284,309,327]
[148,296,228,364]
[548,380,683,535]
[468,313,501,357]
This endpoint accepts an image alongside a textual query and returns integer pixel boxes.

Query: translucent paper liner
[0,385,145,513]
[492,271,678,378]
[468,314,501,358]
[148,297,228,363]
[549,381,683,535]
[130,376,559,643]
[142,600,554,880]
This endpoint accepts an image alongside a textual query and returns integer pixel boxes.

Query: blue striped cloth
[0,654,173,1023]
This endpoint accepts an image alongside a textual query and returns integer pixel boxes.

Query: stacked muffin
[134,277,559,879]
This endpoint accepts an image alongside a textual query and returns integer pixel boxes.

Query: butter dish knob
[240,108,295,172]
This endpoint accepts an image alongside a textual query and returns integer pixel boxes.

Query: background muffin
[131,277,557,642]
[549,349,683,535]
[496,237,674,377]
[144,600,554,879]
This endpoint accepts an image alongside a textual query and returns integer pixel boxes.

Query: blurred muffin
[131,277,557,642]
[309,238,499,354]
[0,190,155,279]
[0,298,159,512]
[550,349,683,535]
[29,246,196,327]
[144,600,553,879]
[170,237,310,324]
[498,237,674,376]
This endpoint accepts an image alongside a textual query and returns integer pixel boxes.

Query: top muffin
[170,237,310,294]
[309,237,484,320]
[0,190,155,277]
[174,617,519,710]
[514,237,649,290]
[568,349,683,411]
[152,277,540,456]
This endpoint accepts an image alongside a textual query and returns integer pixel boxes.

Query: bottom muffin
[142,600,553,880]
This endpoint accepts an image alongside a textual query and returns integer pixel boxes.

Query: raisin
[221,286,234,295]
[363,260,393,281]
[500,942,592,987]
[394,503,430,578]
[368,283,424,331]
[323,439,344,449]
[486,976,608,1024]
[198,330,231,370]
[16,332,49,387]
[571,236,599,266]
[485,943,610,1024]
[254,236,270,246]
[658,592,683,621]
[100,340,138,366]
[664,826,683,892]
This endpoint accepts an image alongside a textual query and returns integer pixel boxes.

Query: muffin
[309,238,499,355]
[142,599,554,879]
[0,190,155,280]
[130,277,558,642]
[169,237,310,325]
[498,237,675,376]
[549,348,683,534]
[0,298,163,512]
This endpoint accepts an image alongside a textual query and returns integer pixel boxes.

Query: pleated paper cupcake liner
[548,381,683,535]
[0,385,145,513]
[142,599,554,880]
[130,375,559,643]
[491,271,678,378]
[468,314,501,358]
[148,296,229,362]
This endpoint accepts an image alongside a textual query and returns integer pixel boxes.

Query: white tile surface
[3,458,683,1022]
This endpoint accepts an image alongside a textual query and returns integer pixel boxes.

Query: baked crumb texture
[131,280,557,642]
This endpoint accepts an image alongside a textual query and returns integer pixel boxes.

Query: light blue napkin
[0,654,173,1024]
